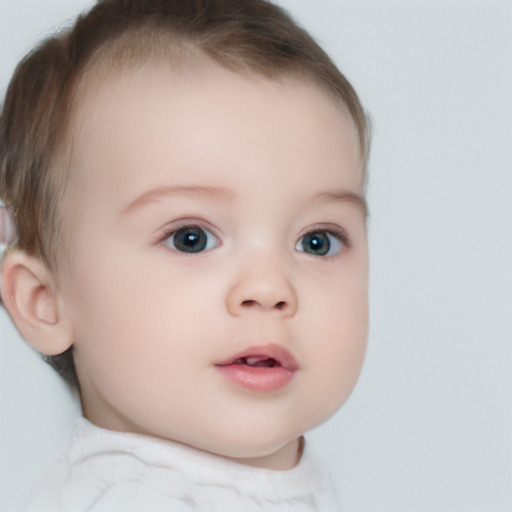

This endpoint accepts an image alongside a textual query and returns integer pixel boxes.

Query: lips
[215,344,298,392]
[216,344,298,371]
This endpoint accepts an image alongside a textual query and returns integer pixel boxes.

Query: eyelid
[157,219,222,250]
[295,225,350,257]
[298,223,350,243]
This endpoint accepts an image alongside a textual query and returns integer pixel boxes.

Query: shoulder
[28,479,194,512]
[26,418,194,512]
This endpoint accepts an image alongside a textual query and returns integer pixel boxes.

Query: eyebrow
[121,185,235,216]
[121,184,368,218]
[314,190,369,218]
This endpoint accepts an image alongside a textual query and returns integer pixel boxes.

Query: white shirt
[27,418,339,511]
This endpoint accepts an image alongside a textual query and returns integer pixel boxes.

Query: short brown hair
[0,0,371,387]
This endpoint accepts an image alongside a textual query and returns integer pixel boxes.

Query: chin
[193,422,303,463]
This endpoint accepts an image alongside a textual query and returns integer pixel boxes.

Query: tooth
[244,357,280,368]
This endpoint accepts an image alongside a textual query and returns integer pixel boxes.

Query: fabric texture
[27,418,339,511]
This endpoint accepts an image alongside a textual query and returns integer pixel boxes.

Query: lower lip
[216,364,295,392]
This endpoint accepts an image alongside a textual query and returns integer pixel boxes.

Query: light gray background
[1,1,511,510]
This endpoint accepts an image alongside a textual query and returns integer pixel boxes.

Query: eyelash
[159,222,220,254]
[158,223,350,257]
[296,227,350,258]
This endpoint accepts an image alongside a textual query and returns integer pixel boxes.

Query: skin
[0,206,17,246]
[49,58,369,470]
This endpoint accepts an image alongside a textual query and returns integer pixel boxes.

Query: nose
[225,259,298,317]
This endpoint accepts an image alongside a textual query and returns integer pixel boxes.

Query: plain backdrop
[1,1,511,511]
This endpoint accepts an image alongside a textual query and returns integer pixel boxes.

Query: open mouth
[215,344,298,392]
[233,357,281,368]
[216,344,298,371]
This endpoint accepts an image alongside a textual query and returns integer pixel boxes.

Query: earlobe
[1,252,73,355]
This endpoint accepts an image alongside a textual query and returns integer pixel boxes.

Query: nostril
[240,299,287,310]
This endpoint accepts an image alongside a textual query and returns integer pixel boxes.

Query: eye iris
[174,226,207,253]
[303,232,330,255]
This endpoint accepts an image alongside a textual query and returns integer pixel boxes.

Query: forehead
[69,58,363,207]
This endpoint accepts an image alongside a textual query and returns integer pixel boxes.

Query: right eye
[163,225,218,254]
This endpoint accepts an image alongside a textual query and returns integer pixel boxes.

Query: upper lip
[215,344,299,371]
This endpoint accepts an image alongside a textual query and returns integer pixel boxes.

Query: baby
[0,0,371,510]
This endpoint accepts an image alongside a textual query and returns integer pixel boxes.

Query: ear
[1,251,73,355]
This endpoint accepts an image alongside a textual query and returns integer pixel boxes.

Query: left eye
[164,225,218,253]
[295,230,343,257]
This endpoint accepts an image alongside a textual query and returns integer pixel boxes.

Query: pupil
[303,232,330,255]
[174,226,207,253]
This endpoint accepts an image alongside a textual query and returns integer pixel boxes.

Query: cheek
[67,253,220,366]
[312,293,368,376]
[299,267,368,411]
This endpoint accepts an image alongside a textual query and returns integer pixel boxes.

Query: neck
[227,437,304,471]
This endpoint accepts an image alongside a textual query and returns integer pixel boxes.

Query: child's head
[1,0,371,468]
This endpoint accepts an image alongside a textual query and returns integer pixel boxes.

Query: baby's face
[61,58,368,469]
